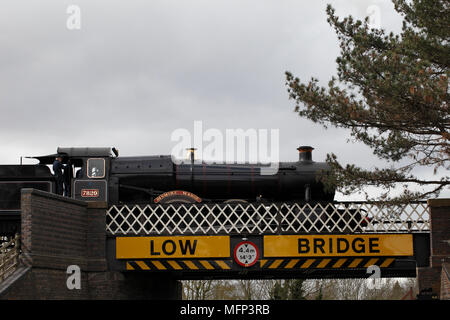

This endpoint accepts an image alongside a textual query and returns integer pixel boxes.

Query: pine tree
[286,0,449,202]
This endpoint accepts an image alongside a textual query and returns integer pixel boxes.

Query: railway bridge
[0,188,448,299]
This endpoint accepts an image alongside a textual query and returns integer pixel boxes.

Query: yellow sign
[264,234,413,257]
[116,236,230,259]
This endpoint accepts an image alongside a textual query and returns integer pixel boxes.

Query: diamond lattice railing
[0,234,20,284]
[106,201,430,236]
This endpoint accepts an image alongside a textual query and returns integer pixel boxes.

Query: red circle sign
[234,241,259,267]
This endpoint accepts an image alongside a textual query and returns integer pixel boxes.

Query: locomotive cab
[64,147,118,203]
[32,147,118,203]
[72,156,108,202]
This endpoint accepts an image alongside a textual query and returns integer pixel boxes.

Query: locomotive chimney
[297,146,314,162]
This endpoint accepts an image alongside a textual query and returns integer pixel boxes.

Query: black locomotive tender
[0,146,367,235]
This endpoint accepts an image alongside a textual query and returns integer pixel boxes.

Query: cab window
[87,158,105,178]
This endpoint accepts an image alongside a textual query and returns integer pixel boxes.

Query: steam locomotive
[0,146,349,235]
[1,146,333,206]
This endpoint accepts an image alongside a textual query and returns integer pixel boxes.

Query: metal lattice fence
[106,201,429,235]
[0,234,20,283]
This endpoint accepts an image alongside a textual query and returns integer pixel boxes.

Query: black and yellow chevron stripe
[259,257,397,269]
[125,257,401,271]
[126,259,232,271]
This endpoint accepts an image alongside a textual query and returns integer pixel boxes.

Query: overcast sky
[0,0,447,199]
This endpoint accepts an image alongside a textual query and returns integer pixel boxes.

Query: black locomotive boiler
[28,146,334,205]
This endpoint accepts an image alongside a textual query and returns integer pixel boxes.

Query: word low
[150,239,197,256]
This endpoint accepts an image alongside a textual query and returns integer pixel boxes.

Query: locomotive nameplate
[154,190,202,203]
[264,234,413,257]
[116,236,230,259]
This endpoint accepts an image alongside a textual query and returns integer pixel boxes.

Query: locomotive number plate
[81,189,99,197]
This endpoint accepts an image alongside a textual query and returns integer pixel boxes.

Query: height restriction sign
[234,241,259,267]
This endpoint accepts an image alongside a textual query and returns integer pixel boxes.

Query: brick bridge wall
[417,199,450,299]
[0,189,181,300]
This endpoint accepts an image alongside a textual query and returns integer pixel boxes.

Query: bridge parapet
[106,201,430,236]
[106,201,431,280]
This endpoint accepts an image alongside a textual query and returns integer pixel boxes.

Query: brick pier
[417,199,450,299]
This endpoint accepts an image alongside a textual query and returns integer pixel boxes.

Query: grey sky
[0,0,447,199]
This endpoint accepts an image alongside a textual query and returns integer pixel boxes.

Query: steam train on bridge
[0,146,367,235]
